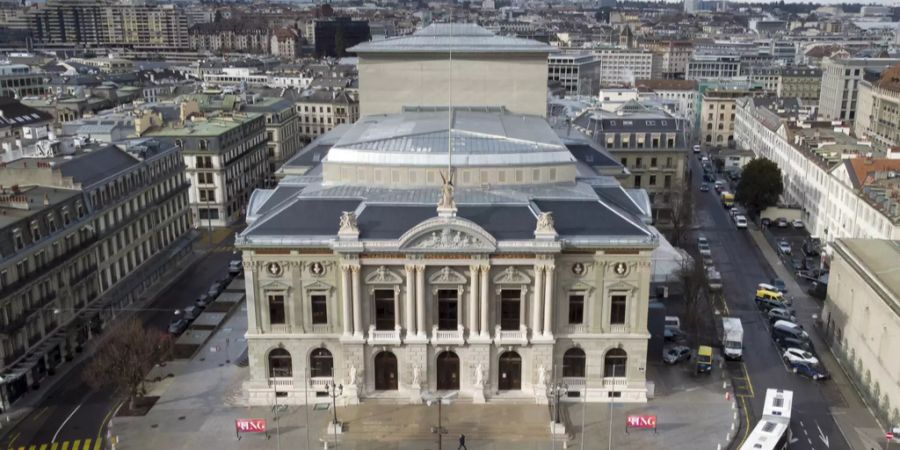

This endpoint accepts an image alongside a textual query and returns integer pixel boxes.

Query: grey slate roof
[57,146,139,187]
[349,23,553,54]
[533,200,646,237]
[248,199,363,237]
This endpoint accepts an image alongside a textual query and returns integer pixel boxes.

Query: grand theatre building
[236,24,659,406]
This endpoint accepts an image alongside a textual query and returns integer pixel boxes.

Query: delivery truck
[721,317,743,360]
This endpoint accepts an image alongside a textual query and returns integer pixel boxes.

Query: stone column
[405,264,416,336]
[543,265,555,337]
[245,264,260,334]
[415,265,426,338]
[351,265,362,338]
[468,265,479,335]
[479,265,490,338]
[341,265,352,336]
[532,265,544,336]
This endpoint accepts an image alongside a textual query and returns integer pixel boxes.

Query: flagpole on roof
[447,19,453,180]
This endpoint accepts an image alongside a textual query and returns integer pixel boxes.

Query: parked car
[703,173,715,183]
[761,218,771,227]
[790,258,804,271]
[663,345,692,364]
[699,183,710,192]
[183,306,202,321]
[775,336,814,353]
[195,294,212,308]
[772,320,809,342]
[228,260,243,276]
[207,281,224,298]
[792,220,804,229]
[756,296,790,311]
[734,215,748,229]
[664,327,686,342]
[693,145,701,153]
[802,238,822,257]
[777,240,792,255]
[790,361,829,380]
[768,307,797,324]
[770,278,787,293]
[776,217,789,228]
[168,318,189,335]
[783,348,819,366]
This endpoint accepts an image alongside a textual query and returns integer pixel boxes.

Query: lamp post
[325,382,343,446]
[549,381,568,425]
[423,391,457,450]
[608,363,619,450]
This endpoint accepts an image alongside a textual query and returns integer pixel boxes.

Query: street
[689,155,850,450]
[2,233,237,450]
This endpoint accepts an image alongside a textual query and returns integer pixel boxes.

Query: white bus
[740,388,793,450]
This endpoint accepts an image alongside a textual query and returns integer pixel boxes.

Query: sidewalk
[0,233,204,442]
[748,228,885,450]
[115,304,737,450]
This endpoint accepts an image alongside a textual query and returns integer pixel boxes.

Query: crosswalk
[9,438,103,450]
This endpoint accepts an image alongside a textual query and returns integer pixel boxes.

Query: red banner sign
[235,418,267,433]
[626,415,657,429]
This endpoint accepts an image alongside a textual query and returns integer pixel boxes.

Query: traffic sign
[887,431,894,441]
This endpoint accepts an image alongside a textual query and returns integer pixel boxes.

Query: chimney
[43,193,50,206]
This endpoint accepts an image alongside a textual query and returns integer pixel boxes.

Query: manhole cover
[179,416,186,420]
[151,424,158,428]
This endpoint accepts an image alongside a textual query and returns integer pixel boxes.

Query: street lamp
[548,381,568,425]
[423,391,457,450]
[325,382,343,445]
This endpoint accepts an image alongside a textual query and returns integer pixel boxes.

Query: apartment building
[686,55,741,80]
[646,41,693,79]
[700,89,759,147]
[0,139,191,409]
[149,112,268,227]
[296,90,359,141]
[314,17,371,58]
[734,96,900,243]
[778,67,822,102]
[0,64,49,99]
[270,28,301,59]
[189,20,271,54]
[854,64,900,151]
[635,79,698,130]
[593,49,662,86]
[547,54,601,96]
[574,102,689,224]
[818,57,900,122]
[243,98,303,178]
[823,239,900,428]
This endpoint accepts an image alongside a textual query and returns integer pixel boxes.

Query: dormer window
[62,208,71,225]
[13,229,24,251]
[76,201,85,218]
[48,215,56,233]
[30,222,41,241]
[199,139,208,150]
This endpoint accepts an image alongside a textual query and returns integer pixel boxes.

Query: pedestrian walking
[458,434,468,450]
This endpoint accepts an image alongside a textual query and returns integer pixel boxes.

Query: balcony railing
[493,325,528,346]
[0,235,98,298]
[367,325,402,345]
[602,377,627,389]
[431,325,465,346]
[562,377,586,389]
[269,324,291,334]
[309,377,333,390]
[268,377,294,389]
[609,324,627,334]
[566,324,588,334]
[310,324,331,334]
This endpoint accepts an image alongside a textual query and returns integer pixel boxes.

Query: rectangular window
[311,294,327,324]
[268,294,286,325]
[373,289,395,330]
[633,175,642,188]
[437,289,458,330]
[499,289,521,330]
[610,295,627,325]
[649,175,657,186]
[568,294,584,324]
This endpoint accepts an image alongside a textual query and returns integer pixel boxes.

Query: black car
[168,318,189,335]
[775,336,813,353]
[756,296,790,311]
[790,361,829,380]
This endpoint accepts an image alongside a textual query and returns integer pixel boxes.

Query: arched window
[268,348,292,378]
[563,348,586,378]
[309,348,333,378]
[716,135,724,143]
[603,348,627,378]
[705,135,712,143]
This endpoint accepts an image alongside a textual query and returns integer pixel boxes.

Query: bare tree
[677,256,711,341]
[668,183,695,248]
[83,319,172,410]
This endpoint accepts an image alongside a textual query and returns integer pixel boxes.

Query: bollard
[723,381,727,390]
[725,391,731,401]
[717,444,722,450]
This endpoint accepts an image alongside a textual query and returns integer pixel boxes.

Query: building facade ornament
[339,211,359,238]
[437,170,457,217]
[534,212,558,240]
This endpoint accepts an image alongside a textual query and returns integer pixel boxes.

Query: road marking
[39,445,47,450]
[80,439,91,450]
[740,362,755,397]
[50,443,58,450]
[91,439,101,450]
[738,395,752,447]
[96,400,123,447]
[60,442,68,450]
[32,407,50,422]
[70,442,78,450]
[7,431,20,450]
[51,404,82,443]
[816,421,830,448]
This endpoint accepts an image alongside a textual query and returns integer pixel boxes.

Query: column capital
[478,264,491,272]
[469,264,482,272]
[415,264,426,273]
[404,264,417,272]
[349,264,361,274]
[341,263,359,272]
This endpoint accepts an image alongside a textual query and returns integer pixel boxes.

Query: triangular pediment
[493,267,531,285]
[607,280,638,292]
[399,216,497,253]
[429,266,468,284]
[304,279,335,292]
[260,279,292,290]
[365,266,404,284]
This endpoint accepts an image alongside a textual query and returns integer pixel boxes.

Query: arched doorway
[309,348,333,378]
[268,348,292,378]
[436,351,460,390]
[563,348,586,378]
[374,351,398,390]
[603,348,627,378]
[498,351,521,391]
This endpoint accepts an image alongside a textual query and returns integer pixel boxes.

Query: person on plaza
[458,434,468,450]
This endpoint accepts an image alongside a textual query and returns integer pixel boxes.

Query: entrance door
[436,351,460,390]
[374,352,398,390]
[498,351,521,391]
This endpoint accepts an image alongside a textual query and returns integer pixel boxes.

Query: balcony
[367,325,402,346]
[309,377,333,390]
[562,377,586,390]
[493,325,529,346]
[602,377,627,389]
[609,324,627,334]
[431,325,465,346]
[268,377,294,390]
[0,236,98,298]
[269,324,291,334]
[566,324,588,334]
[310,324,331,334]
